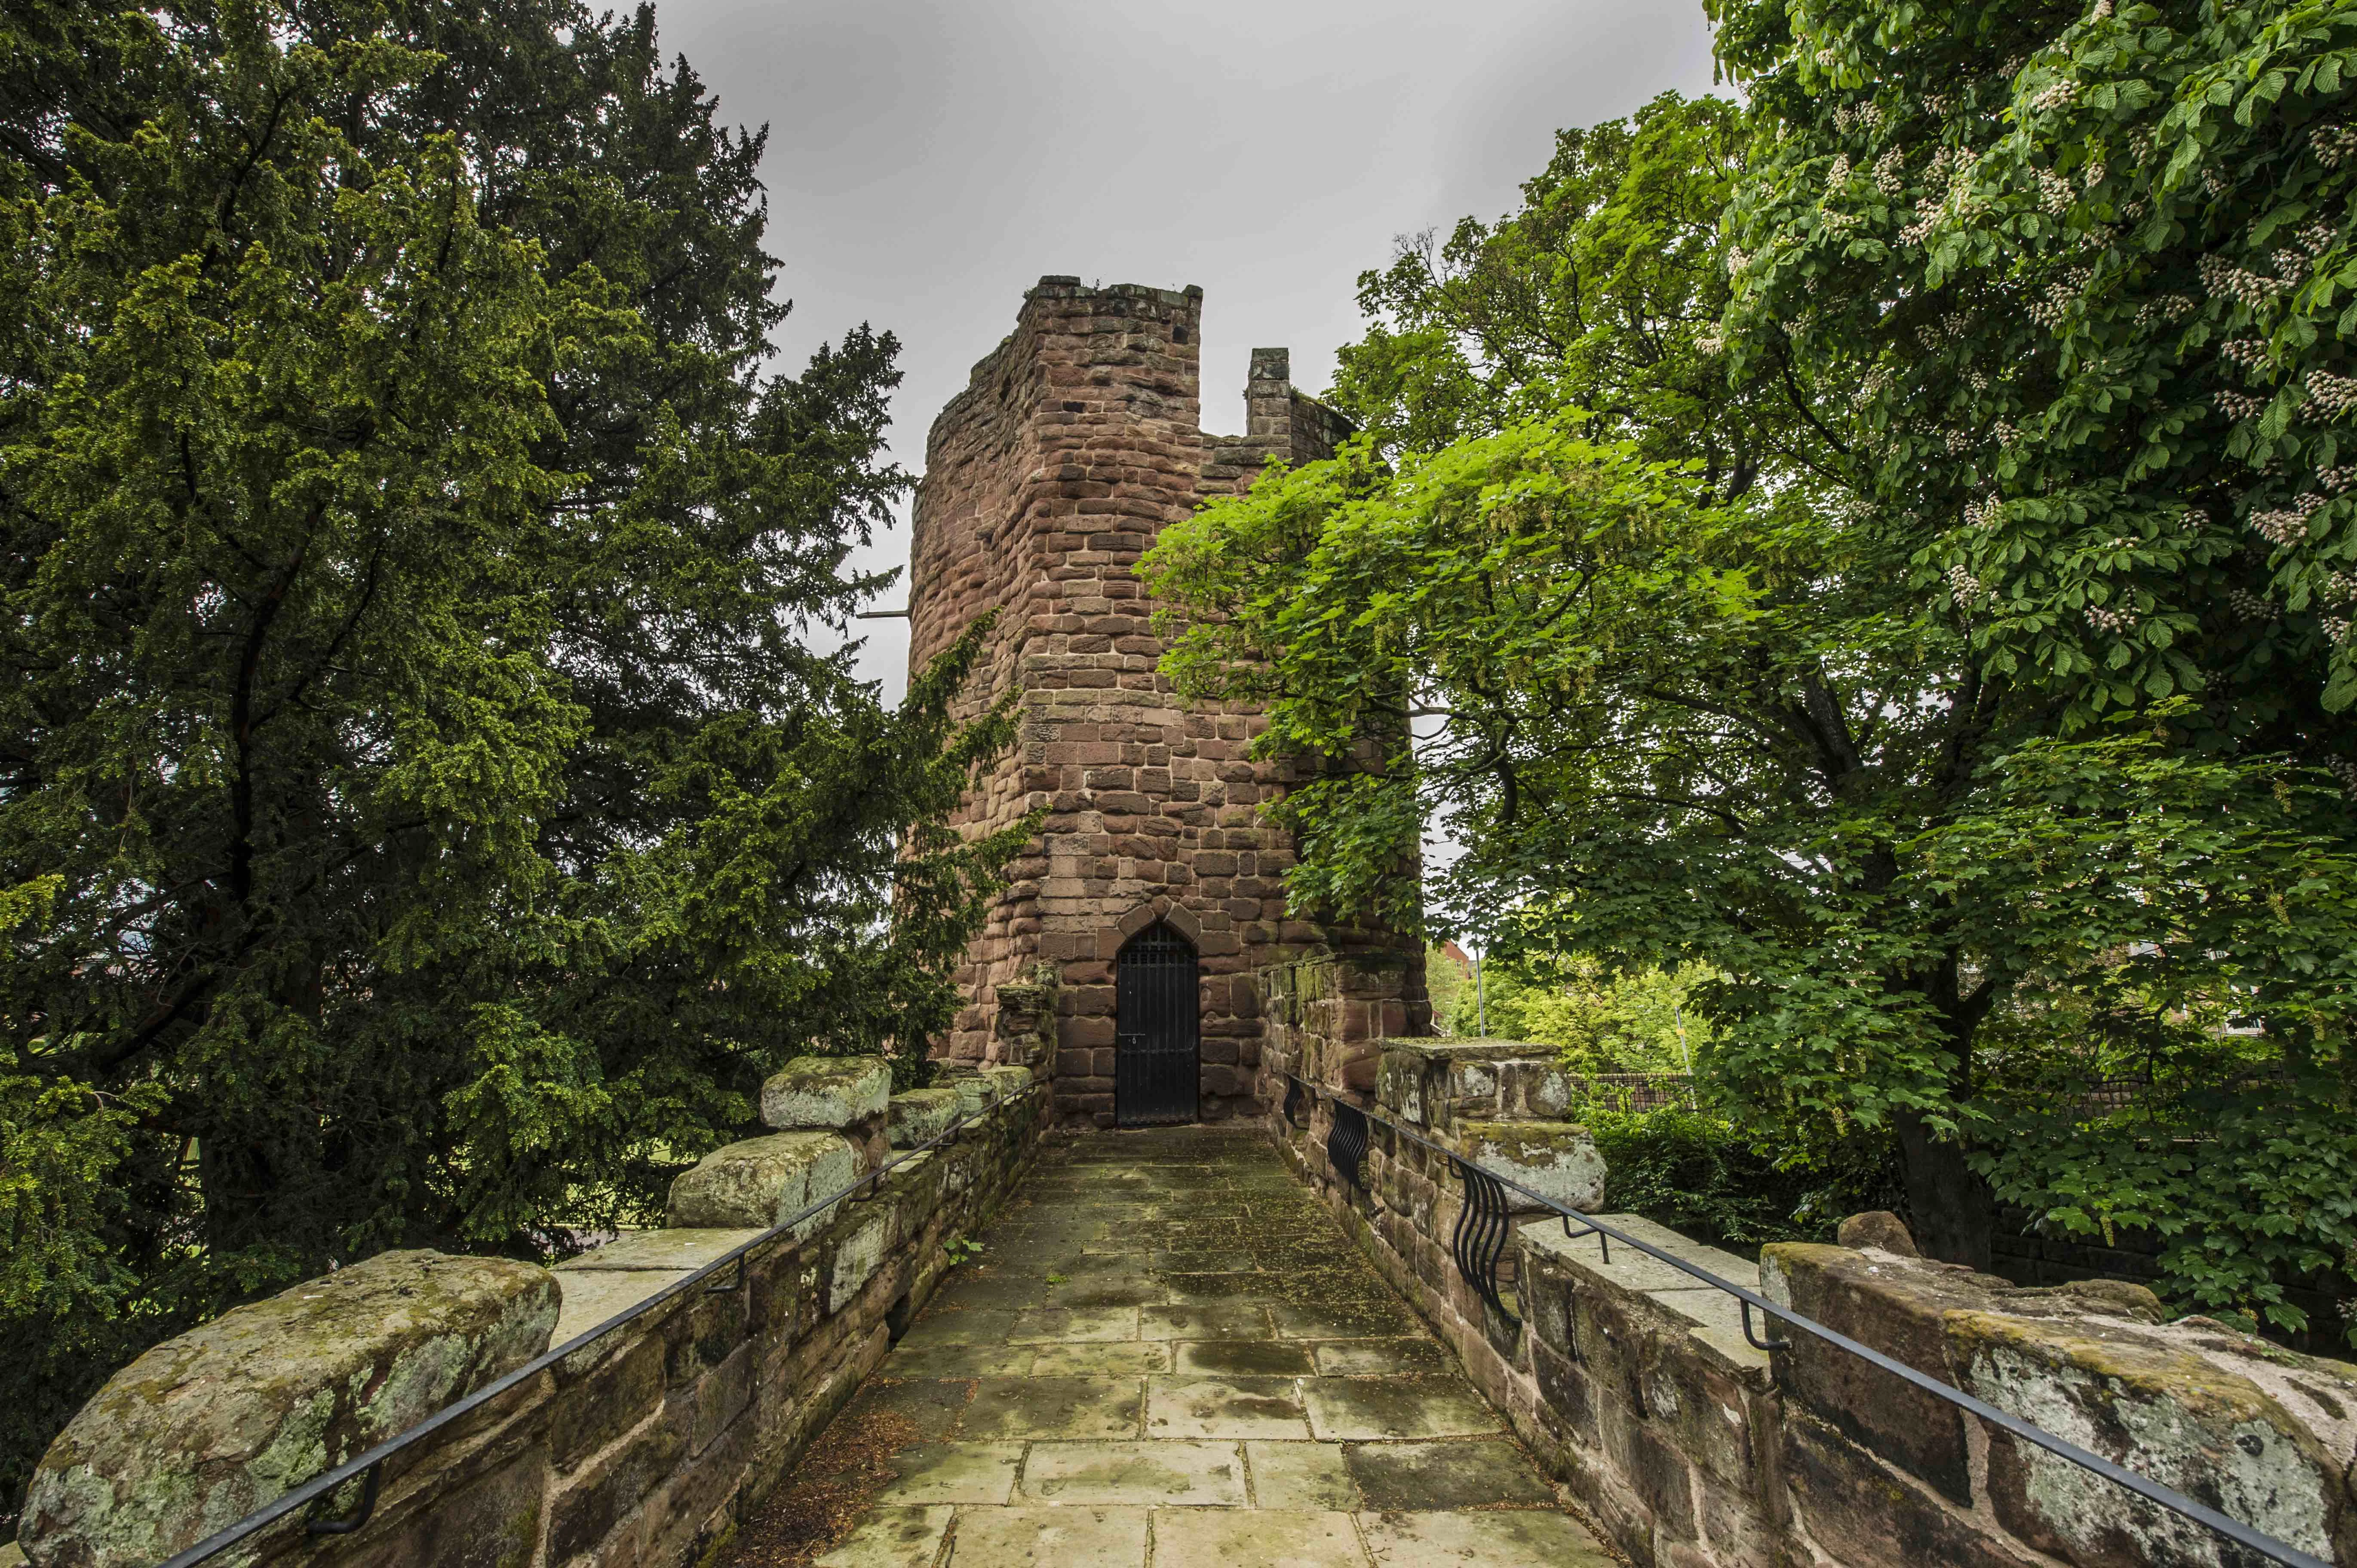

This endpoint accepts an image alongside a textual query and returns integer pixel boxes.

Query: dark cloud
[646,0,1721,697]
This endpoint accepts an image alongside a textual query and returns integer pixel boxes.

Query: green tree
[1441,954,1708,1075]
[0,0,1022,1511]
[1144,84,2357,1335]
[1706,0,2357,729]
[1334,92,1838,499]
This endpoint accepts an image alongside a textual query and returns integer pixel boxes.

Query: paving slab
[947,1506,1148,1566]
[1150,1509,1369,1566]
[735,1127,1611,1568]
[1301,1376,1506,1441]
[816,1505,956,1568]
[1007,1305,1139,1343]
[1019,1440,1246,1506]
[1174,1339,1315,1377]
[1144,1376,1311,1440]
[1310,1339,1451,1377]
[1245,1442,1360,1511]
[962,1377,1144,1440]
[872,1443,1024,1506]
[1141,1302,1275,1341]
[1029,1341,1172,1375]
[1357,1508,1620,1566]
[1341,1439,1555,1510]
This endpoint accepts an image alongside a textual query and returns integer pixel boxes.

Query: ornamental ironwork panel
[1450,1155,1522,1331]
[1328,1097,1369,1192]
[1114,922,1198,1126]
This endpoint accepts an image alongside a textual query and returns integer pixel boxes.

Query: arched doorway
[1114,921,1199,1126]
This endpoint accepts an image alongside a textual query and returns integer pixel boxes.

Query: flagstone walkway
[780,1125,1616,1568]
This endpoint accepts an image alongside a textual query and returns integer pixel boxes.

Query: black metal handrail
[148,1076,1046,1568]
[1282,1074,2330,1568]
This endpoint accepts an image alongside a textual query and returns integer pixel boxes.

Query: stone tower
[907,278,1421,1126]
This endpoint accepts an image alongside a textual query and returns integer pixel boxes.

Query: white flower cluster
[1946,428,1975,453]
[2325,615,2353,645]
[1993,419,2018,444]
[1820,208,1861,234]
[2132,294,2197,328]
[1826,153,1852,190]
[2219,338,2273,372]
[2000,55,2026,78]
[2199,253,2289,306]
[2318,466,2357,492]
[1947,563,1983,606]
[1925,93,1953,117]
[2127,126,2158,162]
[2216,389,2267,421]
[1966,368,1991,392]
[2122,197,2151,221]
[2248,492,2326,545]
[1966,494,2004,527]
[2180,507,2208,532]
[1873,147,1906,197]
[2091,0,2113,15]
[2081,161,2105,190]
[2313,125,2357,169]
[2227,587,2277,622]
[2300,222,2341,258]
[2035,169,2075,214]
[1832,101,1884,133]
[2028,269,2091,329]
[2305,371,2357,418]
[1815,46,1843,67]
[1901,198,1943,246]
[1695,332,1725,355]
[2085,603,2139,633]
[2324,572,2357,605]
[2032,80,2078,112]
[1727,247,1750,276]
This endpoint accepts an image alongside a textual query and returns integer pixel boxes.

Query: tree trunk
[1893,1108,1993,1269]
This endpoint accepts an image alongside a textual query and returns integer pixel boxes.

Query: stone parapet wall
[1269,1075,2357,1567]
[19,1068,1047,1568]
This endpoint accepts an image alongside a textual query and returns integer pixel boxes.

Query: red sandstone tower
[907,279,1421,1126]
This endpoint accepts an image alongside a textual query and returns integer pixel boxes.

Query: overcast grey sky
[646,0,1723,698]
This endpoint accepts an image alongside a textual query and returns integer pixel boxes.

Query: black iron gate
[1114,922,1198,1126]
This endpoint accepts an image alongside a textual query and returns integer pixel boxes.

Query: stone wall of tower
[907,277,1425,1127]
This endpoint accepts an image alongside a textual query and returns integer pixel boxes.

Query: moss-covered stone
[1453,1120,1606,1213]
[666,1131,859,1233]
[1955,1310,2343,1564]
[887,1088,962,1149]
[761,1056,890,1130]
[21,1251,554,1568]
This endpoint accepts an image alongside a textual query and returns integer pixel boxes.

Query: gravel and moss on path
[725,1124,1617,1568]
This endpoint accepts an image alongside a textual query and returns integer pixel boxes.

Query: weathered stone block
[761,1055,890,1130]
[21,1251,555,1568]
[980,1064,1035,1104]
[1454,1121,1606,1213]
[887,1087,963,1148]
[1956,1310,2353,1567]
[666,1131,859,1234]
[1759,1240,1977,1504]
[1782,1406,2044,1568]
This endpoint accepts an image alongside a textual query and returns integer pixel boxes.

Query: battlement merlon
[909,279,1353,676]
